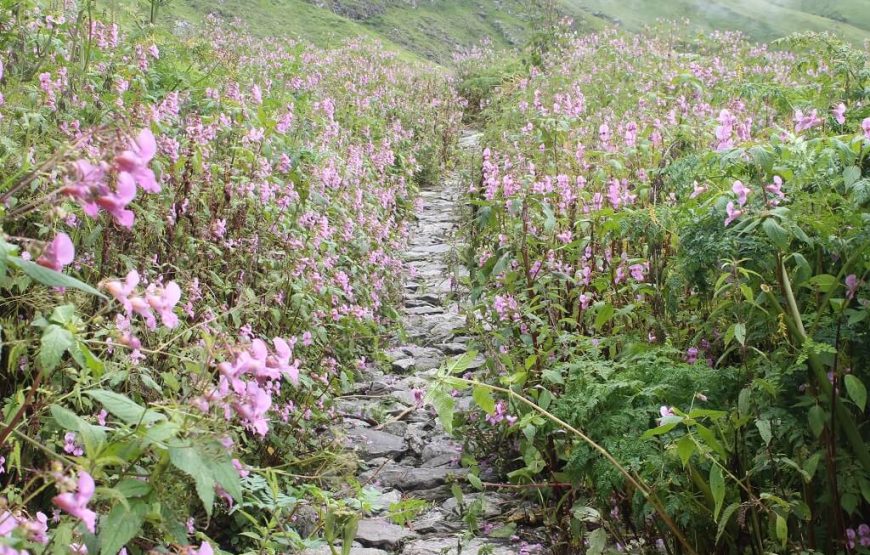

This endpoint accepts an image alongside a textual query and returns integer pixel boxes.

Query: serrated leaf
[762,218,790,250]
[426,386,455,434]
[587,528,607,555]
[734,323,746,346]
[710,464,725,521]
[676,435,695,466]
[168,441,216,515]
[99,503,145,555]
[844,165,861,187]
[86,390,165,425]
[844,375,867,412]
[467,473,483,490]
[8,256,106,298]
[756,419,772,446]
[472,385,496,414]
[40,324,73,372]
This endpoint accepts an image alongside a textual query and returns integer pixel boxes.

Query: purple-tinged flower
[52,470,97,533]
[794,109,822,132]
[724,202,742,226]
[732,180,750,206]
[115,128,159,193]
[863,118,870,139]
[832,103,846,125]
[37,233,75,272]
[685,347,699,364]
[690,181,707,199]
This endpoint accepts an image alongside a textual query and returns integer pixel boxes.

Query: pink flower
[145,281,181,328]
[52,470,97,533]
[732,180,750,206]
[863,117,870,139]
[659,406,675,418]
[37,232,75,272]
[765,175,785,205]
[832,103,846,125]
[724,202,742,226]
[115,128,159,193]
[794,109,822,133]
[689,181,707,199]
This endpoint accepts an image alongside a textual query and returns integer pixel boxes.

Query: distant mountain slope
[160,0,869,66]
[563,0,870,44]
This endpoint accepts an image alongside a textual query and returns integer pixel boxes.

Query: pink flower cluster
[61,128,159,229]
[724,180,751,226]
[104,270,182,331]
[0,509,49,554]
[194,337,302,436]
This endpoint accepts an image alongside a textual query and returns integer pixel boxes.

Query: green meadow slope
[150,0,869,65]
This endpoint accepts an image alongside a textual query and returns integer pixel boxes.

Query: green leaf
[716,502,740,544]
[733,323,746,346]
[587,528,607,555]
[808,405,826,437]
[472,385,496,414]
[208,445,243,502]
[447,350,478,374]
[641,416,682,439]
[467,473,483,491]
[86,390,164,426]
[676,435,695,466]
[807,274,837,293]
[168,441,216,515]
[427,386,455,434]
[762,218,790,250]
[40,324,73,372]
[844,165,861,187]
[695,424,727,460]
[8,256,106,298]
[49,404,106,456]
[99,503,145,555]
[594,303,615,330]
[775,514,788,546]
[844,375,867,412]
[710,464,725,521]
[756,419,772,446]
[114,479,153,498]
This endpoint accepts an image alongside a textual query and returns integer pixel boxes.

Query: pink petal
[134,128,157,162]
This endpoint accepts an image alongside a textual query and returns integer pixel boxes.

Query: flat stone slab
[345,427,407,460]
[361,463,468,491]
[355,518,417,549]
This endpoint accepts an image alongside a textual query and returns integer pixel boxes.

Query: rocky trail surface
[303,133,543,555]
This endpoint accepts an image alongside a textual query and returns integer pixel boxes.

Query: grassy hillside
[144,0,869,66]
[564,0,870,44]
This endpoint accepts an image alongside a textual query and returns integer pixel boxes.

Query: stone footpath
[305,133,537,555]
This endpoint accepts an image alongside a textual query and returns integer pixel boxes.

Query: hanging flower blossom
[115,128,159,193]
[724,201,742,226]
[732,180,750,206]
[832,103,846,125]
[37,233,75,272]
[52,470,97,533]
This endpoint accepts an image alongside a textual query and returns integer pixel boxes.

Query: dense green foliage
[0,2,459,552]
[445,22,870,554]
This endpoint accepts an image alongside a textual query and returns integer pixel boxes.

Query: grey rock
[421,436,462,463]
[392,357,416,372]
[360,463,468,491]
[345,427,407,460]
[409,508,461,534]
[355,518,417,549]
[441,493,509,519]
